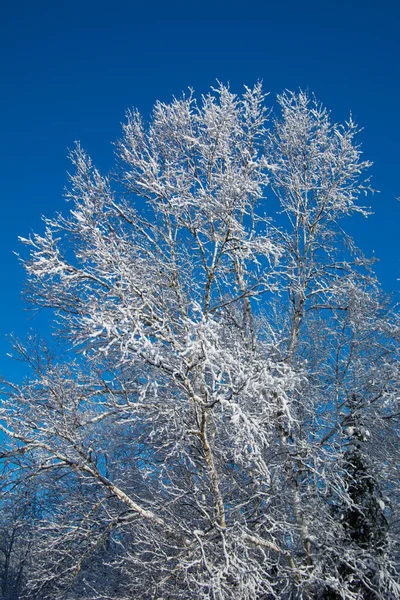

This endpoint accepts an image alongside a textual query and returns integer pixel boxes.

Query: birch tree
[0,83,399,599]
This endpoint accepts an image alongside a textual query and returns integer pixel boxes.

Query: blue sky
[1,0,399,379]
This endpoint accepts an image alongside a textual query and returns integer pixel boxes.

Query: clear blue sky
[1,0,399,379]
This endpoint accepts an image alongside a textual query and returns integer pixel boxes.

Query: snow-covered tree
[0,83,399,599]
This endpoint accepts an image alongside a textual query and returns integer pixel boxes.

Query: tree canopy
[0,83,399,600]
